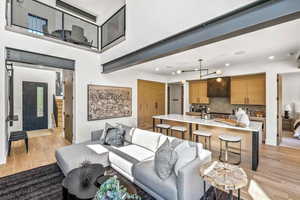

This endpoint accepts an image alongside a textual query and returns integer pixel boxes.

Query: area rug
[0,163,238,200]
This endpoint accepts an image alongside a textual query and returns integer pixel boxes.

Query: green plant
[95,176,141,200]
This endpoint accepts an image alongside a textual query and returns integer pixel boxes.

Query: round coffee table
[95,175,137,195]
[62,164,105,200]
[199,161,248,200]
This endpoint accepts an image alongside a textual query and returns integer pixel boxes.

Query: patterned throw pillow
[154,139,178,180]
[104,127,125,147]
[99,123,114,144]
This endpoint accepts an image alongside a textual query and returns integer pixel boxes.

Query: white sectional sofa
[55,128,212,200]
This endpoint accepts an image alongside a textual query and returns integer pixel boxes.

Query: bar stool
[170,126,187,139]
[219,134,242,165]
[155,124,171,135]
[193,130,212,150]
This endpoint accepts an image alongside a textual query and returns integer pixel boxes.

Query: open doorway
[168,82,184,114]
[5,63,74,141]
[278,72,300,149]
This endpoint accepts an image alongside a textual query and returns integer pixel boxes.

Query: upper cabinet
[189,80,209,104]
[231,74,266,105]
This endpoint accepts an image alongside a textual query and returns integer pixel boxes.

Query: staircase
[55,99,64,128]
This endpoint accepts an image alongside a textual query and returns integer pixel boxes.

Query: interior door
[277,74,283,145]
[63,70,73,143]
[23,81,48,131]
[169,84,183,114]
[138,80,165,130]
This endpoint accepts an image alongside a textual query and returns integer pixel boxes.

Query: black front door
[23,81,48,131]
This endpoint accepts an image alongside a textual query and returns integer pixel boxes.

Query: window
[27,14,48,35]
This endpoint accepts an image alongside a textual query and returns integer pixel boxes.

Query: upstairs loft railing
[101,6,126,50]
[9,0,100,50]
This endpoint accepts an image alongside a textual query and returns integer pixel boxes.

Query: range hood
[207,77,230,97]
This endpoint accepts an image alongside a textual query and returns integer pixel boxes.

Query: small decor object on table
[95,176,141,200]
[199,161,248,200]
[62,163,105,200]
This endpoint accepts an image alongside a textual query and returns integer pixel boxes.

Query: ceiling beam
[102,0,300,73]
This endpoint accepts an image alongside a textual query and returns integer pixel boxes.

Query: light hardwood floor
[1,128,300,200]
[164,129,300,200]
[0,128,70,178]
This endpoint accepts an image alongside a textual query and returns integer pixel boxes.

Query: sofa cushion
[174,146,197,176]
[133,160,178,200]
[116,123,135,143]
[154,139,178,180]
[109,145,154,177]
[55,141,109,176]
[105,127,125,147]
[99,123,114,144]
[131,128,161,152]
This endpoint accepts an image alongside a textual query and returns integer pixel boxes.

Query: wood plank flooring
[0,128,70,178]
[0,127,300,200]
[158,126,300,200]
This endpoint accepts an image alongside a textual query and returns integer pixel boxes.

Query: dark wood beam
[102,0,300,73]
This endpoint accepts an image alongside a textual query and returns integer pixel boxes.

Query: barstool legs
[219,139,242,165]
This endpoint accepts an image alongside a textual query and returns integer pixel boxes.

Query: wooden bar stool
[170,126,187,139]
[193,130,212,150]
[219,134,242,165]
[155,124,171,135]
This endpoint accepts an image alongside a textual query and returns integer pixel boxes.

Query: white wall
[282,72,300,117]
[9,66,56,133]
[101,0,257,63]
[168,59,300,146]
[0,0,169,164]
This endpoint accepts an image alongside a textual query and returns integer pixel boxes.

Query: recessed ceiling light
[225,63,230,67]
[268,56,275,60]
[155,67,159,71]
[234,51,246,55]
[216,70,223,75]
[194,68,199,71]
[176,70,182,74]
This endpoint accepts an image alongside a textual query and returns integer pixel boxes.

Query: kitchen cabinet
[189,80,209,104]
[231,74,266,105]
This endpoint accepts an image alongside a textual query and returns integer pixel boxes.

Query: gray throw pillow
[154,139,178,180]
[104,127,125,147]
[99,123,114,144]
[116,123,134,143]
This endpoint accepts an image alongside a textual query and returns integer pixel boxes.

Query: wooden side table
[199,161,248,200]
[282,118,295,131]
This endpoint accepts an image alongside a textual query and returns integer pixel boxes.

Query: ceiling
[130,19,300,76]
[61,0,125,23]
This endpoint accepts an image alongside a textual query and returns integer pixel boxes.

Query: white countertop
[153,114,262,132]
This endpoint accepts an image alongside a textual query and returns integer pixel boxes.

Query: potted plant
[95,176,141,200]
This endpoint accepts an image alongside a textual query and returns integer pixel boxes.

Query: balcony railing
[101,6,126,50]
[10,0,100,50]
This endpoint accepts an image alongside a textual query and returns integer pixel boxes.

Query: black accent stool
[8,131,29,156]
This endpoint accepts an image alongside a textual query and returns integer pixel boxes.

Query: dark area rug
[0,163,239,200]
[0,164,155,200]
[200,187,240,200]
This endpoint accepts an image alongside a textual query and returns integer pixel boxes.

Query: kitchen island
[152,114,262,171]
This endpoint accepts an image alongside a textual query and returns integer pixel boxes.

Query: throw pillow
[174,142,198,176]
[104,127,125,147]
[99,123,114,144]
[116,123,135,144]
[154,139,178,180]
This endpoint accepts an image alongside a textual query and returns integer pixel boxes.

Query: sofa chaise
[55,127,212,200]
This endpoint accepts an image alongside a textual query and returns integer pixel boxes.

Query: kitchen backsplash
[192,97,266,116]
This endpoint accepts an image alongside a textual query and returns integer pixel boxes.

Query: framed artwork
[88,85,132,121]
